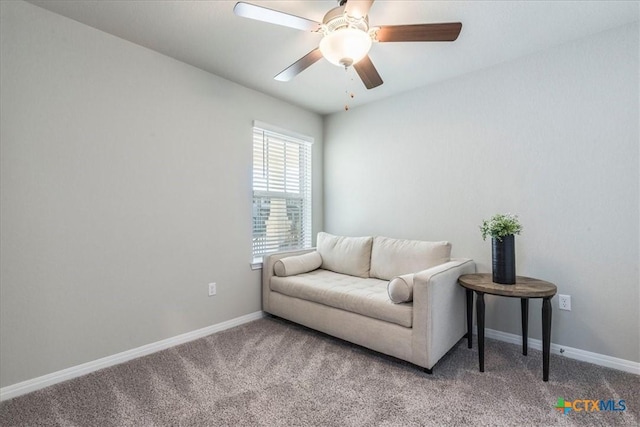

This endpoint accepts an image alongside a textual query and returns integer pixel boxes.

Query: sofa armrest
[262,248,316,313]
[411,258,476,368]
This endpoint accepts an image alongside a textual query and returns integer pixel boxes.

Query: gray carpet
[1,316,638,426]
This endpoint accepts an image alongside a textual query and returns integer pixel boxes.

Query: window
[252,121,313,263]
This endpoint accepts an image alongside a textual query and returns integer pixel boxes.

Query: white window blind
[252,122,313,262]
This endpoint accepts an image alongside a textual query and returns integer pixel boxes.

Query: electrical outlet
[559,294,571,311]
[208,282,217,296]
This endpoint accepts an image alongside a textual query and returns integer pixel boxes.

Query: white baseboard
[482,328,640,375]
[0,311,265,402]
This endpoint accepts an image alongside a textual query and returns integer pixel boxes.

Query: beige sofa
[262,232,476,372]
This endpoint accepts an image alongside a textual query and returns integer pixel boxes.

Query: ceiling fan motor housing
[322,6,369,33]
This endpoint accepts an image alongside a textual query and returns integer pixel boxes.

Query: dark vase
[492,235,516,284]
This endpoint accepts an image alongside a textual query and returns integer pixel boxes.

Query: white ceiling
[27,1,639,115]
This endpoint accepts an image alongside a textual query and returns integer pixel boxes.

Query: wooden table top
[458,273,557,298]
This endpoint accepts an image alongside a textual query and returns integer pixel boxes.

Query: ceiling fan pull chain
[344,66,355,111]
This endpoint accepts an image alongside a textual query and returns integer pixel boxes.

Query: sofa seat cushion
[270,269,412,328]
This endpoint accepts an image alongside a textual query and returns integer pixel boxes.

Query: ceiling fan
[233,0,462,89]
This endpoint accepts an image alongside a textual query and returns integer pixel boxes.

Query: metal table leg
[466,289,473,348]
[476,291,485,372]
[542,297,552,381]
[521,298,529,356]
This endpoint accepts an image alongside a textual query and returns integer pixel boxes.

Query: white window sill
[250,262,263,270]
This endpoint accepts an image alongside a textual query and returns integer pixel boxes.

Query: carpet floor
[1,316,638,426]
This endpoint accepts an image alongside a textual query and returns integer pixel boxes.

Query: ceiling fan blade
[344,0,375,19]
[376,23,462,42]
[233,2,321,32]
[353,55,383,89]
[274,48,324,82]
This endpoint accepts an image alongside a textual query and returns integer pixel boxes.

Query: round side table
[458,273,557,381]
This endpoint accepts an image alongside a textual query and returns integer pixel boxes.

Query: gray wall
[0,1,323,387]
[324,23,639,363]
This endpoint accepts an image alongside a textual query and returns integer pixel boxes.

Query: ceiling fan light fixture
[319,28,372,67]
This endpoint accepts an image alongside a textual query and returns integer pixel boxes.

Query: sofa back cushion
[316,232,373,278]
[369,236,451,280]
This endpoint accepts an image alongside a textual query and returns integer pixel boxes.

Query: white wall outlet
[559,294,571,311]
[208,282,217,296]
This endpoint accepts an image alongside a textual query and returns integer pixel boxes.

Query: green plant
[480,213,523,241]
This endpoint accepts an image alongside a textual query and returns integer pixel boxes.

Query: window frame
[251,121,313,268]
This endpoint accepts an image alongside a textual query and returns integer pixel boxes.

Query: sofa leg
[423,367,433,375]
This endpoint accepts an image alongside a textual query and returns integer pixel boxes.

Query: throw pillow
[388,273,415,304]
[273,251,323,277]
